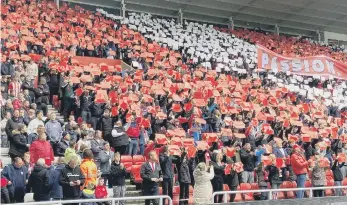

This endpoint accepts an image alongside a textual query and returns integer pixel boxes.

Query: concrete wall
[324,31,347,44]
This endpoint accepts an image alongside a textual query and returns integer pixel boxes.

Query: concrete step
[1,147,9,156]
[47,104,53,108]
[1,156,12,167]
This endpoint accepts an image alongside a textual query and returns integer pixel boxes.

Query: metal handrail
[11,195,173,205]
[212,185,347,203]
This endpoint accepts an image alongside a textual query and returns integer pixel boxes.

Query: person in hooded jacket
[27,158,50,201]
[49,157,65,200]
[59,155,86,203]
[110,121,129,155]
[8,124,29,160]
[211,152,226,203]
[97,109,114,142]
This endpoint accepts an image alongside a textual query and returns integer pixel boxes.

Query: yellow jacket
[80,158,98,190]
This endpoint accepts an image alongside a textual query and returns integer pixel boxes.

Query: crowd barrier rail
[212,185,347,203]
[11,195,173,205]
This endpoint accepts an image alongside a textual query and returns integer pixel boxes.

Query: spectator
[159,146,175,205]
[59,156,85,202]
[23,152,30,170]
[225,163,240,202]
[265,154,282,199]
[77,131,91,152]
[95,178,109,205]
[141,151,163,205]
[290,145,308,199]
[211,152,225,203]
[110,152,127,205]
[27,158,50,201]
[310,153,326,197]
[33,81,50,116]
[90,102,105,131]
[193,162,214,205]
[91,130,105,166]
[98,142,114,188]
[65,115,77,132]
[110,121,129,155]
[256,162,268,200]
[97,109,114,142]
[332,158,345,196]
[5,109,22,140]
[29,133,54,166]
[1,172,11,204]
[27,110,44,135]
[273,140,289,181]
[8,124,29,160]
[80,149,98,190]
[49,157,65,200]
[27,124,44,145]
[80,89,92,124]
[126,116,141,156]
[240,143,256,183]
[1,111,11,147]
[61,80,75,121]
[65,141,81,165]
[45,112,63,144]
[1,157,28,203]
[26,60,38,85]
[56,132,71,157]
[81,183,97,205]
[177,151,192,205]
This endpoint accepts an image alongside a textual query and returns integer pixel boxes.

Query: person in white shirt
[27,110,44,135]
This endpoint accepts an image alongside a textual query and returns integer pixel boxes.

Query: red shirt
[95,185,108,199]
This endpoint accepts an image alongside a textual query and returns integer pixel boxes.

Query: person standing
[27,158,50,201]
[45,112,63,144]
[110,121,129,155]
[5,109,22,141]
[332,158,345,196]
[29,133,54,166]
[310,153,326,197]
[290,145,308,199]
[97,109,114,142]
[59,156,86,205]
[177,151,192,205]
[1,157,28,203]
[80,149,98,190]
[265,154,282,199]
[27,110,44,135]
[159,146,175,205]
[211,152,225,203]
[126,116,141,156]
[98,142,114,188]
[91,130,105,167]
[49,157,65,200]
[141,151,163,205]
[193,162,214,204]
[79,89,92,124]
[225,163,239,202]
[110,152,127,205]
[8,124,29,160]
[240,143,256,183]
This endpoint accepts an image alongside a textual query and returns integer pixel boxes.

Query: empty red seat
[121,155,133,172]
[240,183,253,201]
[325,179,334,196]
[326,170,333,181]
[130,164,143,184]
[282,181,296,199]
[132,155,145,165]
[234,186,243,202]
[183,138,194,147]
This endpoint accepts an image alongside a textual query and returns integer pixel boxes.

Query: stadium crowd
[1,0,347,205]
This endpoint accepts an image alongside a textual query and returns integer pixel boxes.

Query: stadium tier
[1,0,347,205]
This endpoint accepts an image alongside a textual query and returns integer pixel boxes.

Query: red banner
[257,45,347,79]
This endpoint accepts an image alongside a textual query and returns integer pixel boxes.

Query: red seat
[189,185,194,204]
[325,179,334,196]
[326,170,333,181]
[282,181,296,199]
[234,186,243,202]
[342,178,347,195]
[173,186,180,205]
[121,155,133,172]
[250,183,261,197]
[304,181,312,197]
[130,164,143,184]
[183,138,194,147]
[223,184,231,201]
[277,183,286,200]
[240,183,253,201]
[132,155,145,165]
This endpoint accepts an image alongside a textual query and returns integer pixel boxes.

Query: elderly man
[27,158,50,201]
[1,157,28,202]
[45,112,63,144]
[111,120,129,155]
[91,130,106,167]
[59,156,86,204]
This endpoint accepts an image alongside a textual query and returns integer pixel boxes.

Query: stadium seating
[121,155,133,172]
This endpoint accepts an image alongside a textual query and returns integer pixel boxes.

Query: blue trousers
[128,139,138,156]
[296,174,306,198]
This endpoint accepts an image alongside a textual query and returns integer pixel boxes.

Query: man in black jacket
[80,90,92,124]
[332,159,345,196]
[110,121,129,155]
[90,102,105,130]
[141,151,163,205]
[59,156,85,205]
[110,152,126,204]
[159,146,176,205]
[27,158,50,201]
[5,109,22,141]
[97,109,114,142]
[240,143,256,183]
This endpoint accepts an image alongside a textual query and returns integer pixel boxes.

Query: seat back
[132,155,145,165]
[240,183,253,201]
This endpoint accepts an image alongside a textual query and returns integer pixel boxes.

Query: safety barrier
[212,185,347,203]
[11,195,173,205]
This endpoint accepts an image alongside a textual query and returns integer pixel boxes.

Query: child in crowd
[95,178,110,205]
[1,173,10,203]
[81,183,97,205]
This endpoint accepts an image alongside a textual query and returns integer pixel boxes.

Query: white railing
[212,185,347,203]
[11,195,172,205]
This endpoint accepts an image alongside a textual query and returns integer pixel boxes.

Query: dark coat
[1,164,28,196]
[49,164,65,199]
[34,85,50,105]
[27,165,50,201]
[265,165,282,185]
[110,126,129,147]
[80,93,92,111]
[159,154,175,179]
[90,138,105,165]
[332,160,345,181]
[240,149,256,172]
[140,161,162,188]
[98,150,114,174]
[178,159,191,184]
[225,170,239,188]
[90,103,105,118]
[9,130,28,158]
[110,162,127,186]
[56,140,69,157]
[59,165,86,199]
[5,117,22,139]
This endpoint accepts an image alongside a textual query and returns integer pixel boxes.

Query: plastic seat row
[121,155,145,184]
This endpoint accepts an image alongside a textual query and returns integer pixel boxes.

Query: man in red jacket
[290,144,308,199]
[29,133,54,166]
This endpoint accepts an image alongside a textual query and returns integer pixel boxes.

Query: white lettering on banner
[271,57,278,73]
[312,60,324,72]
[326,60,335,74]
[303,60,310,72]
[280,60,290,71]
[261,52,269,68]
[292,59,302,72]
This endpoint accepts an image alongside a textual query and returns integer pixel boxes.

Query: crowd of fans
[1,0,347,205]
